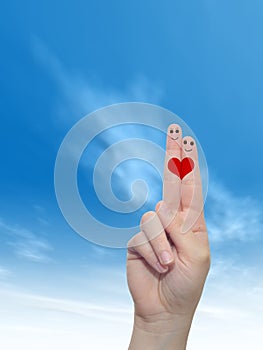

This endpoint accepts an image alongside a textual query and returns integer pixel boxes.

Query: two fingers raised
[127,123,209,273]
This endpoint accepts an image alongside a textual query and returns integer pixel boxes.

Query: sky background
[1,0,263,349]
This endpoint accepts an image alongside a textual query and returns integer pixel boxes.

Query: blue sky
[1,1,263,349]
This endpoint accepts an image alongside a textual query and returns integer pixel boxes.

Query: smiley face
[169,125,181,141]
[167,124,182,140]
[167,124,182,151]
[182,136,196,156]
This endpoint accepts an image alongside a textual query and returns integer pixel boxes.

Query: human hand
[127,124,210,349]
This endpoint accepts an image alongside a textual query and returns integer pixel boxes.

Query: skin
[127,125,210,350]
[163,124,182,211]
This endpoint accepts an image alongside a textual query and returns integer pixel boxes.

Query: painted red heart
[168,157,195,179]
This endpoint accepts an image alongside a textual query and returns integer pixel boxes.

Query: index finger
[163,123,182,211]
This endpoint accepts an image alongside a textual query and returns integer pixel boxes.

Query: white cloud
[32,37,165,219]
[0,284,132,350]
[31,37,164,123]
[206,180,263,242]
[0,258,262,350]
[0,219,53,263]
[199,180,263,348]
[188,257,263,350]
[0,266,11,278]
[0,288,132,323]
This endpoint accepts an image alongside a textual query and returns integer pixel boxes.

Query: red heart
[168,157,194,179]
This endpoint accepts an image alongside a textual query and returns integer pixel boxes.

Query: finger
[141,211,175,266]
[156,200,186,248]
[181,136,206,233]
[157,201,209,261]
[163,124,182,211]
[127,230,169,274]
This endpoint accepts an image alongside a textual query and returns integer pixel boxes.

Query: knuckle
[144,250,157,264]
[155,201,163,212]
[140,211,155,226]
[127,231,144,248]
[151,232,166,245]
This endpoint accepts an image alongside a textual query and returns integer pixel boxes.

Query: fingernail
[160,250,174,265]
[156,261,169,274]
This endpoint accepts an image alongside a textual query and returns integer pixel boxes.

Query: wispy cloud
[32,37,165,217]
[206,180,263,242]
[0,219,53,263]
[0,261,262,350]
[31,37,164,122]
[0,265,11,278]
[192,179,263,347]
[0,287,132,323]
[0,285,132,350]
[188,256,263,349]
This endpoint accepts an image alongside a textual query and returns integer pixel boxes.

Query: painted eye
[183,140,187,145]
[169,129,174,133]
[190,141,194,146]
[175,129,179,133]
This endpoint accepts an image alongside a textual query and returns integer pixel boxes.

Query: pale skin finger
[157,199,210,265]
[127,230,169,274]
[154,203,209,282]
[181,136,206,233]
[157,200,190,251]
[163,124,182,211]
[157,130,209,255]
[140,211,175,266]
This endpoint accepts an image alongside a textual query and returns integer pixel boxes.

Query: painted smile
[184,148,192,152]
[170,136,179,141]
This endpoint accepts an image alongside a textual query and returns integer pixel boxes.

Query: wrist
[128,313,193,350]
[134,312,193,334]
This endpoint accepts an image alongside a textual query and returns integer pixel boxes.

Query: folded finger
[141,211,175,266]
[127,230,169,274]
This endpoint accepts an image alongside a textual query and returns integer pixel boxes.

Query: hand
[127,124,210,349]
